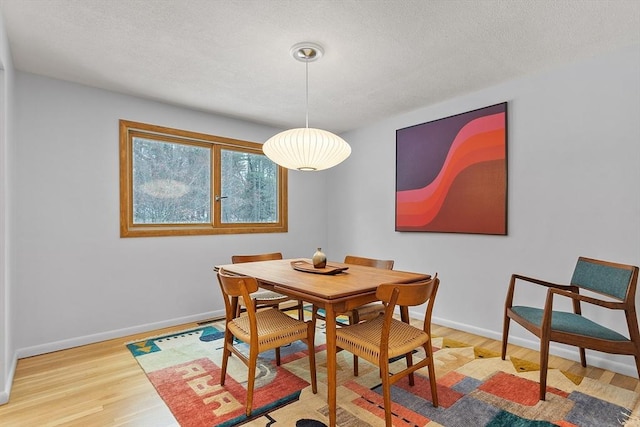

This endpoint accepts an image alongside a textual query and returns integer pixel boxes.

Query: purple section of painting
[396,103,506,191]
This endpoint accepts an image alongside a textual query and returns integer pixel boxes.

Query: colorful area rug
[127,320,639,426]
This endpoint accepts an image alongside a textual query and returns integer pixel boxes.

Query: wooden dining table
[214,258,430,427]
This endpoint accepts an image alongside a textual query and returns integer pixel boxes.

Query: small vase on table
[312,248,327,269]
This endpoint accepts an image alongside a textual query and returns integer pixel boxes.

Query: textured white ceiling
[1,0,638,134]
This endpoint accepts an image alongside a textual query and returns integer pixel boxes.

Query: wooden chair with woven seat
[343,255,394,324]
[232,252,305,321]
[216,268,317,417]
[312,254,394,375]
[335,275,439,426]
[502,256,640,400]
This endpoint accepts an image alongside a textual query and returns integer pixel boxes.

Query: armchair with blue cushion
[501,256,640,400]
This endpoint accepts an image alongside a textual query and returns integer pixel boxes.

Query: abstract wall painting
[396,102,507,235]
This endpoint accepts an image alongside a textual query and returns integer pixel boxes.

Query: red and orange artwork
[396,103,507,235]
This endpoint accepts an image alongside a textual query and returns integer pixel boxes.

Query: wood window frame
[119,120,288,237]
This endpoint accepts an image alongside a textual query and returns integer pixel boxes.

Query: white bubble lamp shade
[263,127,351,171]
[263,42,351,171]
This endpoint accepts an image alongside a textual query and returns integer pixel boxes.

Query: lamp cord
[305,60,309,129]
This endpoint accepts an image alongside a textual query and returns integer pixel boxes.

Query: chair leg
[424,342,438,407]
[220,331,233,385]
[310,307,317,330]
[539,338,550,401]
[406,350,415,386]
[349,313,360,376]
[297,300,304,320]
[400,306,415,385]
[501,315,510,360]
[351,310,360,324]
[307,322,318,394]
[578,347,587,367]
[275,347,281,366]
[246,346,258,417]
[380,359,393,427]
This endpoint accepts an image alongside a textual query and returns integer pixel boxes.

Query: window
[120,120,287,237]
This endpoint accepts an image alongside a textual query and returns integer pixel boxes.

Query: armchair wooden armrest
[511,273,577,290]
[505,274,578,309]
[547,287,626,310]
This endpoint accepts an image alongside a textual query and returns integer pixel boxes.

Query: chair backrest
[217,268,260,318]
[344,255,394,270]
[377,275,438,307]
[377,274,439,333]
[232,252,283,264]
[570,257,639,301]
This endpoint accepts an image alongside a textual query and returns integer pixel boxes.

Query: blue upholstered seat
[511,306,629,342]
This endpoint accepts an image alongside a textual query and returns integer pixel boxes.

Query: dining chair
[312,254,394,375]
[343,255,395,323]
[502,256,640,400]
[335,275,440,426]
[232,252,305,321]
[217,268,318,417]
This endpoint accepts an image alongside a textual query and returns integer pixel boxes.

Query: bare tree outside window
[221,149,277,224]
[133,138,211,224]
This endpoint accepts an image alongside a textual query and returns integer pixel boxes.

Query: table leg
[325,303,337,427]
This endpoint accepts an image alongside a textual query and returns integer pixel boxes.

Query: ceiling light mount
[290,42,324,63]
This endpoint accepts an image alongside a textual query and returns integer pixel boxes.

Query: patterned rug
[127,319,639,426]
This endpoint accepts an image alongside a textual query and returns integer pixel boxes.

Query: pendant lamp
[263,42,351,171]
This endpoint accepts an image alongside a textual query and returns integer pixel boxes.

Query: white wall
[10,72,329,358]
[0,7,15,405]
[329,45,640,375]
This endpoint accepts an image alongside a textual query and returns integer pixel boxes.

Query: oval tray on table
[290,260,349,275]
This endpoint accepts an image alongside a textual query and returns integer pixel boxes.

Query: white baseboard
[16,309,224,359]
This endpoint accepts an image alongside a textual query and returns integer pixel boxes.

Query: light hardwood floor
[1,320,639,426]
